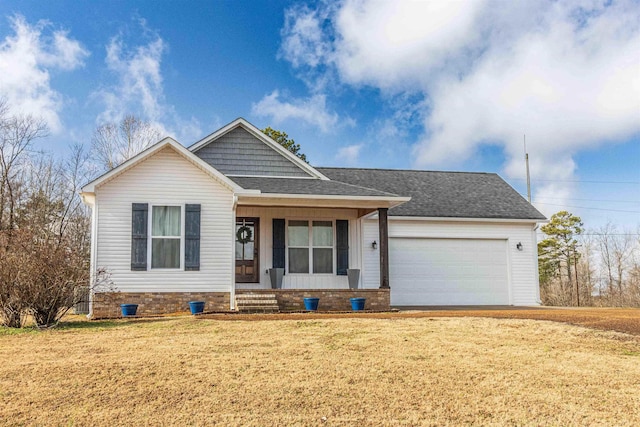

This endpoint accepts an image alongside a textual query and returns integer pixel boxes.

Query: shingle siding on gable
[193,127,311,177]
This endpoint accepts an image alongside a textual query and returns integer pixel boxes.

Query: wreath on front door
[236,225,253,244]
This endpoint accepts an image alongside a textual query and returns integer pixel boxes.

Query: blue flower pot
[189,301,205,315]
[350,298,366,311]
[303,297,320,311]
[120,304,138,317]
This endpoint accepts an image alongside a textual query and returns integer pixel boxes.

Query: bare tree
[0,100,109,328]
[595,224,633,305]
[538,212,640,307]
[577,234,596,306]
[91,115,162,171]
[0,99,49,233]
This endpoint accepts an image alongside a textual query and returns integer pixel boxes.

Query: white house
[81,118,546,317]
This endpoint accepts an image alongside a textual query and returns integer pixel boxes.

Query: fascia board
[382,215,546,223]
[237,193,410,209]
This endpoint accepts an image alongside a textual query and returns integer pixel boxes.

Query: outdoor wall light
[516,242,523,251]
[372,240,378,250]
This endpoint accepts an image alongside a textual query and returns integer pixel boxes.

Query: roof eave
[385,215,547,223]
[237,193,410,209]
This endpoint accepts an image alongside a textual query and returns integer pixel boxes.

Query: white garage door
[389,238,510,306]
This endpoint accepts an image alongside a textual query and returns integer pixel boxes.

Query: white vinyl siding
[95,147,234,293]
[362,218,540,306]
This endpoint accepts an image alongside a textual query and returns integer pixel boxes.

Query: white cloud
[331,0,485,90]
[0,15,88,132]
[95,23,201,142]
[280,4,332,69]
[280,0,640,212]
[251,90,344,132]
[98,33,165,124]
[335,143,363,165]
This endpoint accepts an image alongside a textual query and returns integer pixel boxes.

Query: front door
[235,217,259,283]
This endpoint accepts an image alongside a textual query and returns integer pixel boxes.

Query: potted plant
[120,304,138,317]
[350,298,366,311]
[303,297,320,311]
[188,301,205,314]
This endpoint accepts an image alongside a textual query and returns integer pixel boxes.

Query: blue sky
[0,0,638,230]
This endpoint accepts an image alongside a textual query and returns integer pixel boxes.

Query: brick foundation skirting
[236,289,390,311]
[92,288,390,317]
[92,292,230,318]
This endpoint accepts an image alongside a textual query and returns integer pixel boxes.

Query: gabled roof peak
[81,137,244,195]
[189,118,329,180]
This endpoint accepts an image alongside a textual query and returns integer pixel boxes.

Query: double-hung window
[151,206,182,269]
[287,220,333,274]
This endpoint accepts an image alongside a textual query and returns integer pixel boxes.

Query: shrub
[0,229,113,328]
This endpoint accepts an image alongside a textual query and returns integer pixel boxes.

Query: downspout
[533,224,542,305]
[81,193,98,318]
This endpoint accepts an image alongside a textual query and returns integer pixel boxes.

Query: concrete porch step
[235,293,280,313]
[236,293,277,300]
[236,299,278,305]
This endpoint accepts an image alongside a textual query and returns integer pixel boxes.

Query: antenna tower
[524,135,531,203]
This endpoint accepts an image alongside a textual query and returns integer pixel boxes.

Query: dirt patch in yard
[199,307,640,336]
[419,307,640,336]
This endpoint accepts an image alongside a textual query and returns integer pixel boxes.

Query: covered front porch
[231,189,407,310]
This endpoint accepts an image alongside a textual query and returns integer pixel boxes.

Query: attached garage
[317,167,547,306]
[389,238,510,306]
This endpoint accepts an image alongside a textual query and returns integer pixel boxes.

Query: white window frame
[286,219,335,275]
[148,204,184,270]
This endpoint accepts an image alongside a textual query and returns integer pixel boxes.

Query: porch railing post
[378,207,390,289]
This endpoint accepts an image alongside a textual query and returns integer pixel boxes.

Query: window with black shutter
[184,204,201,271]
[336,220,349,275]
[131,203,148,271]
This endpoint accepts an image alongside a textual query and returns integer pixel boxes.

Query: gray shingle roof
[316,167,546,220]
[229,176,401,198]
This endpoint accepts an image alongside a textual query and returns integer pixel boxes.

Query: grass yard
[1,313,640,426]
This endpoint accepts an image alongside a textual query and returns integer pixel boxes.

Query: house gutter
[236,193,410,210]
[363,214,547,224]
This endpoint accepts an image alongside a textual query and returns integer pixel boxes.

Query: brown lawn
[201,307,640,336]
[1,311,640,426]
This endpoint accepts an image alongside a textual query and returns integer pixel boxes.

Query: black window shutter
[336,220,349,275]
[185,204,201,271]
[131,203,148,271]
[272,218,285,269]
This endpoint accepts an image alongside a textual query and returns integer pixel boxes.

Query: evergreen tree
[261,127,308,163]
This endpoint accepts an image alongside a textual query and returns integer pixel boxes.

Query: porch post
[378,207,390,289]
